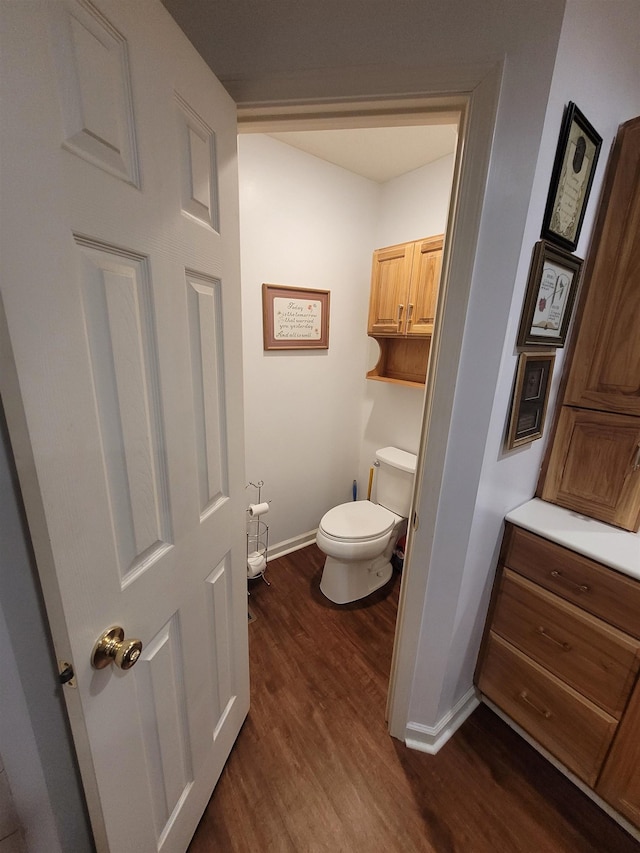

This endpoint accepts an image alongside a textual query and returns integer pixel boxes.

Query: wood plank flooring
[188,544,639,852]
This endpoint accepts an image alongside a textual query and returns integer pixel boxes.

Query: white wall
[408,0,640,727]
[238,134,377,548]
[376,155,455,247]
[238,138,454,548]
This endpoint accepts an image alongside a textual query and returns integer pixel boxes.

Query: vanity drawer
[478,633,617,787]
[504,526,640,638]
[492,570,640,718]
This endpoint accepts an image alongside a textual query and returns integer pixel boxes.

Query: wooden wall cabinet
[476,523,640,828]
[540,117,640,530]
[367,234,443,386]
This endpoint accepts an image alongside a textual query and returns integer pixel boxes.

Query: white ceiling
[265,124,458,183]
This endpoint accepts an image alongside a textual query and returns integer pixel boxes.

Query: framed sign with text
[516,241,583,348]
[262,284,330,350]
[541,101,602,252]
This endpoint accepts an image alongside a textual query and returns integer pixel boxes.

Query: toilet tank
[375,446,417,517]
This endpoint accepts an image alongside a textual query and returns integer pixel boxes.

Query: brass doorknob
[91,626,143,671]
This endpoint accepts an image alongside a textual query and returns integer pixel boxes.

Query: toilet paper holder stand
[246,481,271,586]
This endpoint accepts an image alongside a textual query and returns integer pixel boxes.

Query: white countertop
[505,498,640,582]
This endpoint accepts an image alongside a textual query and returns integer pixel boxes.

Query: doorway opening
[236,98,467,735]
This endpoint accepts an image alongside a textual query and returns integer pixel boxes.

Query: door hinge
[58,660,76,688]
[412,511,419,530]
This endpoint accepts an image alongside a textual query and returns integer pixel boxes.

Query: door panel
[541,407,640,530]
[367,243,413,335]
[0,2,249,851]
[186,272,228,516]
[176,95,219,230]
[407,235,443,336]
[77,237,173,581]
[49,0,140,185]
[564,119,640,416]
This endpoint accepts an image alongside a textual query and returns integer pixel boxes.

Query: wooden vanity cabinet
[367,234,443,386]
[476,523,640,818]
[597,677,640,828]
[540,117,640,531]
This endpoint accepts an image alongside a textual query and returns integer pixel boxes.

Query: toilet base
[319,553,393,605]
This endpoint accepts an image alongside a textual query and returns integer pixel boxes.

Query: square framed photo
[506,351,555,449]
[262,284,330,350]
[516,241,582,348]
[542,101,602,252]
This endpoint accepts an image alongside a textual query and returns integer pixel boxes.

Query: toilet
[316,446,417,604]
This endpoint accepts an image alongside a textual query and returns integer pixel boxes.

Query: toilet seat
[319,500,398,542]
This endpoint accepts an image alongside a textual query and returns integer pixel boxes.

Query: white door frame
[233,60,503,740]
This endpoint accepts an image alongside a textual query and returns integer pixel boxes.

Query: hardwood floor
[188,544,638,852]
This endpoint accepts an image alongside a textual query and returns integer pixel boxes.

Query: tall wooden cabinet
[541,117,640,530]
[367,235,443,386]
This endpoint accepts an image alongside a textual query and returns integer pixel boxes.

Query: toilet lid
[319,500,397,541]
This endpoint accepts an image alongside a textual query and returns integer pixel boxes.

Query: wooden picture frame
[541,101,602,252]
[516,241,582,348]
[506,351,555,449]
[262,284,330,350]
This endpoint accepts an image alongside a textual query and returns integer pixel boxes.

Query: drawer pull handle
[397,304,404,331]
[519,690,552,719]
[550,570,589,594]
[537,626,571,651]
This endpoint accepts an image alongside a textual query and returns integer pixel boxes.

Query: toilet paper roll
[247,552,267,577]
[248,502,269,517]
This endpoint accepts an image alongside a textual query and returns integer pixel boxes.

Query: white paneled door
[0,2,249,851]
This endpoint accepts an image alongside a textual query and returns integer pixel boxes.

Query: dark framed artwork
[541,101,602,252]
[516,241,582,348]
[506,351,555,449]
[262,283,330,350]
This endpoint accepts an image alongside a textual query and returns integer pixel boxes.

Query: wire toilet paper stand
[246,481,270,586]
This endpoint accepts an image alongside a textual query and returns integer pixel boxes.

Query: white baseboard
[267,530,318,561]
[404,687,479,754]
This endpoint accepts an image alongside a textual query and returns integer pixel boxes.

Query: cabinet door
[564,118,640,416]
[406,235,443,336]
[367,242,413,335]
[597,676,640,828]
[541,407,640,531]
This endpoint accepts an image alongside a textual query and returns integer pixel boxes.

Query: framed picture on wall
[516,241,582,348]
[262,283,330,350]
[506,351,555,449]
[541,101,602,252]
